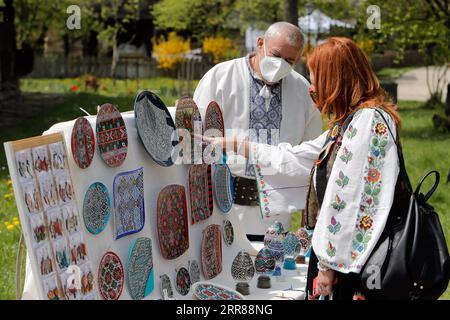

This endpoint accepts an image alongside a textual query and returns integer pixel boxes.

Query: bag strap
[414,170,440,202]
[374,109,413,192]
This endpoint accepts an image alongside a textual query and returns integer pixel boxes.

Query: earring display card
[4,133,97,300]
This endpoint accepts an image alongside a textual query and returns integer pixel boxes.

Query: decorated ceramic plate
[213,164,233,213]
[82,182,110,235]
[204,101,224,136]
[157,185,189,260]
[113,168,145,239]
[71,116,95,169]
[96,103,128,167]
[175,96,202,163]
[222,219,234,246]
[175,267,191,296]
[160,274,174,299]
[98,251,124,300]
[192,282,244,300]
[203,101,225,163]
[134,90,178,167]
[189,164,213,224]
[201,224,222,280]
[189,260,201,285]
[127,237,154,300]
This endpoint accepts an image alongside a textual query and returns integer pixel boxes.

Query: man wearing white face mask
[193,22,322,248]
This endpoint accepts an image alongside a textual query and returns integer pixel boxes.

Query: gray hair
[265,22,304,48]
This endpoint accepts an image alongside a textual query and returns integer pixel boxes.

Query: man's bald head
[265,22,304,49]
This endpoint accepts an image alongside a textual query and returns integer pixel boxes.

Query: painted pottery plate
[98,251,124,300]
[134,90,178,167]
[189,164,213,224]
[157,185,189,260]
[189,260,201,285]
[192,281,244,300]
[71,117,95,169]
[213,164,233,213]
[175,267,191,296]
[222,219,234,246]
[113,168,145,239]
[204,101,224,136]
[96,103,128,167]
[127,237,154,300]
[160,274,174,299]
[175,97,202,163]
[83,182,110,234]
[201,224,222,280]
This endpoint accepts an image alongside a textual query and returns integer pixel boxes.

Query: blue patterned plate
[83,182,110,234]
[127,237,154,300]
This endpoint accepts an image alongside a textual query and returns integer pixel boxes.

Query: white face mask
[259,40,293,84]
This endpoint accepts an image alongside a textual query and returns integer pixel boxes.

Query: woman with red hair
[204,37,402,300]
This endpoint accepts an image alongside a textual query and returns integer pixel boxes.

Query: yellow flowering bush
[203,36,238,64]
[153,32,191,71]
[356,37,375,57]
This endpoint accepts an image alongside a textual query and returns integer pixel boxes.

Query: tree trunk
[284,0,299,25]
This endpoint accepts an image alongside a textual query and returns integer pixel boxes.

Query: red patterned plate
[175,97,202,164]
[71,117,95,169]
[201,224,222,280]
[157,185,189,260]
[189,164,213,224]
[96,103,128,167]
[204,101,225,163]
[98,251,124,300]
[204,101,224,136]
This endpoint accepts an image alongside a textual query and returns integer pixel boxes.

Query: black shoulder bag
[359,109,450,300]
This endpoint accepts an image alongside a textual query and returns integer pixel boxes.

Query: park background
[0,0,449,300]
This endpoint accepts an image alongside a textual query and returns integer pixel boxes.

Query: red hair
[307,37,401,128]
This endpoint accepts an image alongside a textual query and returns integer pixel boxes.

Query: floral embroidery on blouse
[335,171,349,188]
[339,146,353,164]
[312,108,398,273]
[327,216,341,235]
[331,194,346,211]
[346,125,357,139]
[326,241,336,258]
[351,112,389,261]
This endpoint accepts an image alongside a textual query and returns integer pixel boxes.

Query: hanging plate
[134,90,178,167]
[189,164,213,224]
[96,103,128,167]
[83,182,110,235]
[201,224,222,280]
[157,185,189,260]
[71,117,95,169]
[127,237,154,300]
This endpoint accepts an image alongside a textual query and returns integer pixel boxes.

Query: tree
[152,0,238,42]
[284,0,298,25]
[356,0,450,107]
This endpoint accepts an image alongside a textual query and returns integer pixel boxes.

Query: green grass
[0,79,449,299]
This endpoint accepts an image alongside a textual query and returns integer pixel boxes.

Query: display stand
[8,109,307,300]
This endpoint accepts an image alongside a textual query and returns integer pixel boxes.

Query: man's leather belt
[233,175,259,207]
